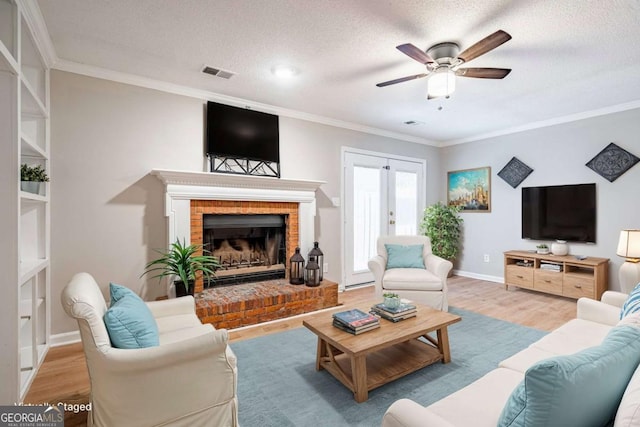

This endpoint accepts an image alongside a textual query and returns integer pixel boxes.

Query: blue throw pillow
[621,283,640,319]
[104,283,159,349]
[498,325,640,427]
[385,244,425,269]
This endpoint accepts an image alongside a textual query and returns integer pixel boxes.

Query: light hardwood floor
[25,276,577,426]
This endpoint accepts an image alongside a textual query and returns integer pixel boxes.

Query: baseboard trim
[454,270,504,284]
[50,331,81,347]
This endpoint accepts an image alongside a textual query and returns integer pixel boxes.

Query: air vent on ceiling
[404,120,425,126]
[202,66,235,79]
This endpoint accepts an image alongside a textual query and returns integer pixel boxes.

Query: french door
[344,150,425,287]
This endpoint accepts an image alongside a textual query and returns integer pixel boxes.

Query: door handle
[389,220,396,225]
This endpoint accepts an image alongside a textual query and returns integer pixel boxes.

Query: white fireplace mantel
[151,169,325,258]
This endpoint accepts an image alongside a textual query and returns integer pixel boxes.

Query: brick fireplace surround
[152,170,338,329]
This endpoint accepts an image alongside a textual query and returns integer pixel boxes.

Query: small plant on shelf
[536,244,549,254]
[21,164,49,182]
[20,164,49,195]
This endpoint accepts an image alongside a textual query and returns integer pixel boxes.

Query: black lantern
[289,247,305,285]
[305,255,321,287]
[308,241,324,282]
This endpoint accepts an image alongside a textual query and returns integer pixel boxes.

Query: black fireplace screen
[203,214,287,287]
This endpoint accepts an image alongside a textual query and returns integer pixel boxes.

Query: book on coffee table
[370,303,417,322]
[333,309,379,328]
[332,319,380,335]
[371,309,416,322]
[372,302,417,315]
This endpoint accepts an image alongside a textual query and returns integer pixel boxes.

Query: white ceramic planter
[21,181,40,195]
[551,240,569,256]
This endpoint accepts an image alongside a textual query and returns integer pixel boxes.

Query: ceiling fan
[376,30,512,99]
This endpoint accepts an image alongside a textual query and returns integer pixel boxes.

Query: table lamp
[617,229,640,294]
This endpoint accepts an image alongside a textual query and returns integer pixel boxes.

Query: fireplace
[203,214,287,287]
[151,169,324,294]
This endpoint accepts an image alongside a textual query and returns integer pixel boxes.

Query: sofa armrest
[382,399,455,427]
[601,291,628,308]
[145,295,195,318]
[424,254,453,283]
[577,297,621,326]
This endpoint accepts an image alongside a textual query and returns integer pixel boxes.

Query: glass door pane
[353,166,381,271]
[394,171,418,235]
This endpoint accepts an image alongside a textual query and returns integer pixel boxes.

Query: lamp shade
[427,67,456,98]
[617,230,640,259]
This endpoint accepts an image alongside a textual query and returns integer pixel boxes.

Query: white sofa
[61,272,238,427]
[382,291,640,427]
[368,235,453,311]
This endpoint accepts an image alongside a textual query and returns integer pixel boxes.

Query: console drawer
[506,265,534,289]
[563,275,595,299]
[534,270,563,295]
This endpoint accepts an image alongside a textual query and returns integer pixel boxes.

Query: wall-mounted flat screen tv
[522,183,596,243]
[206,101,279,162]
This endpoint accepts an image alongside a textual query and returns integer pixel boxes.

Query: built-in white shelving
[0,0,51,403]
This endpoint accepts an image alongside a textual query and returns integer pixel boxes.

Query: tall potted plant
[142,239,220,297]
[420,202,464,269]
[21,164,49,195]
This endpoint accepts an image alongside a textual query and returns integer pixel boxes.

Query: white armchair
[368,235,453,311]
[61,272,238,427]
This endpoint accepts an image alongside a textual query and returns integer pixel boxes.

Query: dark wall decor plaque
[497,157,533,188]
[585,143,639,182]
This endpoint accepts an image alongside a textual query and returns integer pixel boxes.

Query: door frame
[340,146,427,291]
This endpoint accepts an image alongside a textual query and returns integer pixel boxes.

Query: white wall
[441,109,640,290]
[50,70,440,335]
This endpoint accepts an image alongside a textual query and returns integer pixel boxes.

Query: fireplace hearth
[204,214,287,287]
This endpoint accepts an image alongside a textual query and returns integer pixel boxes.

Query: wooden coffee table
[302,300,461,402]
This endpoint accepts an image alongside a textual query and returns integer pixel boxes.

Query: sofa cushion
[104,283,159,349]
[498,325,640,427]
[385,244,425,269]
[427,368,524,427]
[615,362,640,427]
[620,283,640,319]
[383,268,443,291]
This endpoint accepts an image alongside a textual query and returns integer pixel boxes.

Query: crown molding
[440,100,640,147]
[52,59,439,147]
[19,0,58,68]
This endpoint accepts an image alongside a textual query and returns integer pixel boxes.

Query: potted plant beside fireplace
[142,238,220,297]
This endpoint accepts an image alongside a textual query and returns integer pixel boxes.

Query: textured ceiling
[37,0,640,145]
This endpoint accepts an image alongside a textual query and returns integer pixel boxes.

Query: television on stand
[522,183,596,243]
[206,101,280,177]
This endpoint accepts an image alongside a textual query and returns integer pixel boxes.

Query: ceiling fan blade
[396,44,435,64]
[376,73,428,87]
[457,30,511,63]
[455,67,511,79]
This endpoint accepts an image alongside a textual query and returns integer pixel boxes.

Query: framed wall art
[447,167,491,212]
[497,157,533,188]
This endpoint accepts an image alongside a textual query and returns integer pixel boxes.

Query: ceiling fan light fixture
[427,67,456,98]
[272,64,299,79]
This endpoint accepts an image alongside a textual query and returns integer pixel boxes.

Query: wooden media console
[504,250,609,300]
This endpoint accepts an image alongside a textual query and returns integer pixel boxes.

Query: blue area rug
[230,307,546,427]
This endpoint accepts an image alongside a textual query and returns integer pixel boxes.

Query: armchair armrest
[145,295,195,318]
[102,326,229,372]
[424,254,453,282]
[368,255,386,292]
[577,297,621,326]
[601,291,628,308]
[382,399,455,427]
